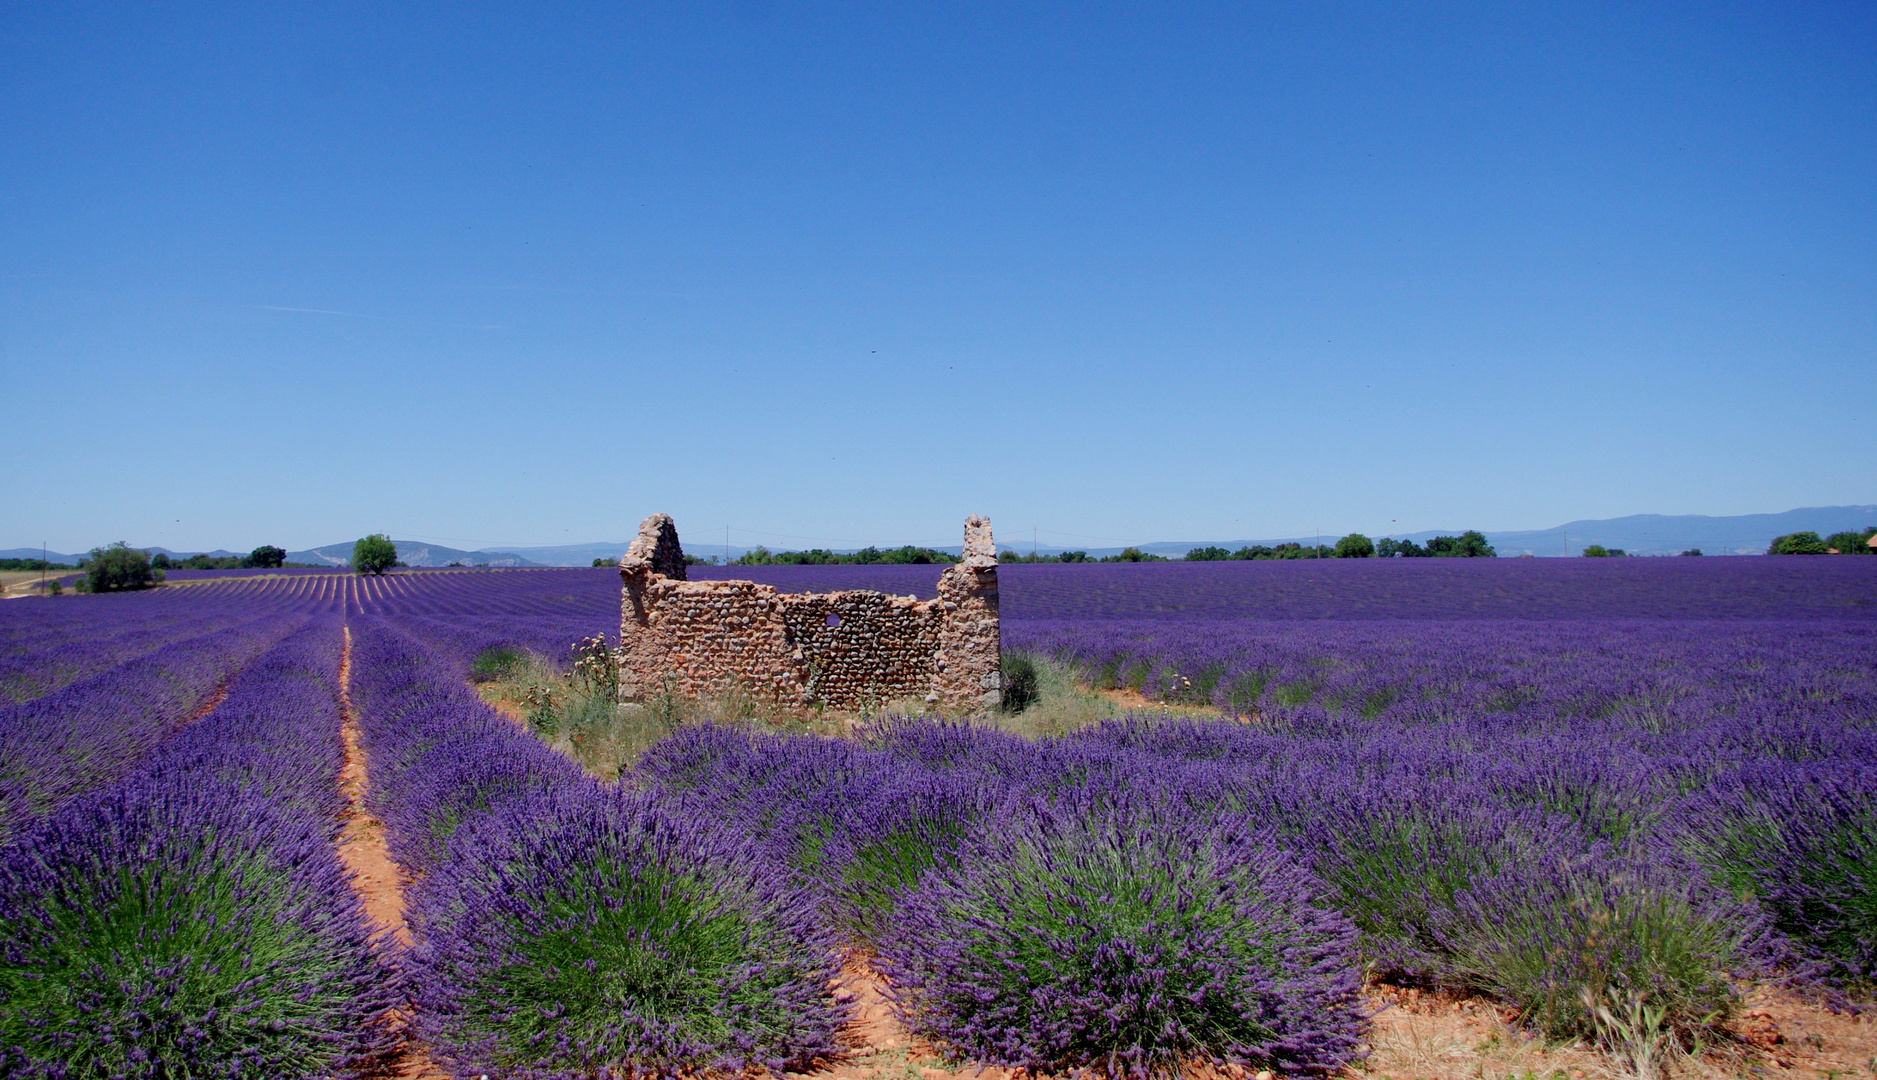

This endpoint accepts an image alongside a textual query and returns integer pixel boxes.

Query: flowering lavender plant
[878,792,1366,1078]
[407,785,846,1079]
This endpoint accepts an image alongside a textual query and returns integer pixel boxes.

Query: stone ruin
[617,514,1002,711]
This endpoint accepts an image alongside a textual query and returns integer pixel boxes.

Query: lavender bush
[1444,845,1766,1043]
[877,790,1366,1078]
[1680,760,1877,982]
[408,785,845,1079]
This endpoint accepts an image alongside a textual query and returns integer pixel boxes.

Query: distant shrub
[0,559,71,572]
[1426,530,1496,557]
[1100,547,1169,562]
[1000,652,1040,713]
[879,796,1366,1078]
[1000,549,1093,562]
[591,556,612,567]
[1823,530,1873,555]
[350,533,398,575]
[1184,545,1233,561]
[1769,532,1830,555]
[247,545,287,568]
[1680,548,1703,556]
[734,545,954,565]
[1378,537,1426,558]
[1334,533,1375,558]
[1582,544,1615,557]
[83,541,158,592]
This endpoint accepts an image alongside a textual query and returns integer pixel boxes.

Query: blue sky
[4,2,1872,554]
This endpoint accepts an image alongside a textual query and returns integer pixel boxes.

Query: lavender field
[0,559,1871,1078]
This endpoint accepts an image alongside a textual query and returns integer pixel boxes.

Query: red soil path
[336,627,449,1080]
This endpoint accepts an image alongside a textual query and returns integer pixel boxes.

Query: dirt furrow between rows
[336,625,449,1080]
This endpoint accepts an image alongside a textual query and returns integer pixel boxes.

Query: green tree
[1823,531,1873,555]
[1378,538,1426,558]
[1184,546,1232,561]
[351,533,399,575]
[85,542,160,592]
[247,545,287,568]
[1333,533,1375,558]
[1426,531,1496,557]
[1582,544,1612,557]
[1768,532,1830,555]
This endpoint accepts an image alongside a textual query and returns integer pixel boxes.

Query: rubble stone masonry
[618,514,1001,711]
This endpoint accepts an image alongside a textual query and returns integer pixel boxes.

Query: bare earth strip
[336,626,449,1080]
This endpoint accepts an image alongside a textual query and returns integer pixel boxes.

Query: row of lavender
[0,620,396,1076]
[1009,617,1877,727]
[345,617,847,1078]
[0,614,314,845]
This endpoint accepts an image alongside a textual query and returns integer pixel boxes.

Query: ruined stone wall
[617,513,1001,711]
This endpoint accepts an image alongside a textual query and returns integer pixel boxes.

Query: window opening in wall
[825,612,842,628]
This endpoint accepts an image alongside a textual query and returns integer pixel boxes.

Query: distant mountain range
[8,505,1875,566]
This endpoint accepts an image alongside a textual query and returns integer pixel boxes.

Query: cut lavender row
[0,619,399,1078]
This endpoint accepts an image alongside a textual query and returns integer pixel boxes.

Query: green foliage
[471,647,527,684]
[83,542,158,592]
[1184,546,1233,561]
[1000,654,1040,714]
[247,545,287,568]
[1823,531,1873,554]
[1769,531,1830,555]
[1427,531,1497,557]
[1680,549,1703,556]
[0,559,72,571]
[1582,545,1624,557]
[733,545,956,565]
[44,580,61,596]
[1378,538,1424,558]
[999,550,1091,563]
[1448,869,1747,1048]
[350,533,399,575]
[1099,547,1169,562]
[592,557,613,567]
[1334,533,1376,558]
[465,852,819,1074]
[0,844,372,1077]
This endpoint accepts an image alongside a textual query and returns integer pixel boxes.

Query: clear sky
[4,3,1873,555]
